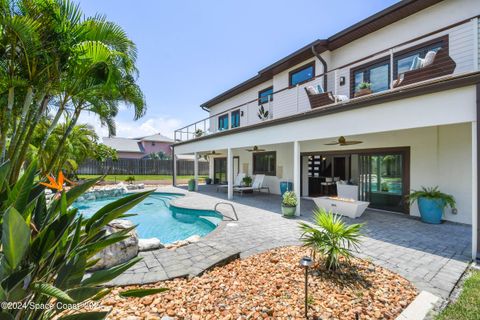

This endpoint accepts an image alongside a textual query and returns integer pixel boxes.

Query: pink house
[102,133,173,159]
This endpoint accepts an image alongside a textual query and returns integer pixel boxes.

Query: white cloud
[77,112,183,140]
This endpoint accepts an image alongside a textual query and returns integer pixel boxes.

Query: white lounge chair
[216,173,245,192]
[234,174,270,195]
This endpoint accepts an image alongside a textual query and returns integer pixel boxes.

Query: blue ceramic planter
[418,197,445,224]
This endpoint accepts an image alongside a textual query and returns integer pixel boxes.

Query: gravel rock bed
[76,246,417,319]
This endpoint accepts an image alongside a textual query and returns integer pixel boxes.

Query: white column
[293,141,301,216]
[194,152,199,191]
[227,147,233,200]
[472,121,478,260]
[209,156,214,180]
[172,152,177,187]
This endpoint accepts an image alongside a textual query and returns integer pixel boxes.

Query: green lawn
[78,174,208,182]
[436,270,480,320]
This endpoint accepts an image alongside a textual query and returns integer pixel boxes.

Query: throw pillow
[316,84,325,93]
[306,86,318,95]
[410,56,423,70]
[422,50,437,67]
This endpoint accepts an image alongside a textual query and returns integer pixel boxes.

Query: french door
[359,150,409,213]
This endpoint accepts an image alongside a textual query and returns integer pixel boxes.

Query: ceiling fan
[324,136,363,146]
[201,150,222,160]
[246,145,266,152]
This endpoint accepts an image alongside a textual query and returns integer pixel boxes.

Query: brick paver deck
[112,185,471,299]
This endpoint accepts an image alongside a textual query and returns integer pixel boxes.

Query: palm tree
[31,119,99,174]
[0,0,146,181]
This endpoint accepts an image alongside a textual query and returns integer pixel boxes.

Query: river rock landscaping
[74,246,417,319]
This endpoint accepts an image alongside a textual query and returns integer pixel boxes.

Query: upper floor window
[352,60,390,96]
[253,151,276,176]
[218,114,228,131]
[289,62,315,86]
[258,86,273,105]
[393,38,445,78]
[231,109,240,128]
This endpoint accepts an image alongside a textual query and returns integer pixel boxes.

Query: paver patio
[113,185,471,299]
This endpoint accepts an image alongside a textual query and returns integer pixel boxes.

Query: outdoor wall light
[339,76,346,86]
[240,111,244,117]
[299,256,313,319]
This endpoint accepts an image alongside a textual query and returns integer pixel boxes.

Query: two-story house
[103,133,173,159]
[172,0,480,259]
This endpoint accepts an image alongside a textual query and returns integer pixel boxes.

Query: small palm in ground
[299,209,363,271]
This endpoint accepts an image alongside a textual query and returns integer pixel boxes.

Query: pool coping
[106,188,238,286]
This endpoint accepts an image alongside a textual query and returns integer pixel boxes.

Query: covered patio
[179,184,471,298]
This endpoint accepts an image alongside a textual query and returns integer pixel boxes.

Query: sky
[77,0,399,140]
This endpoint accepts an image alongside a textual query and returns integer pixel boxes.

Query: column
[194,152,199,191]
[227,147,233,200]
[172,149,177,187]
[293,141,301,216]
[473,121,478,260]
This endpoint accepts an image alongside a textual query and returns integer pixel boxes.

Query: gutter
[311,45,328,90]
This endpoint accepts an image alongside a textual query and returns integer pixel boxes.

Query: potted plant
[188,179,196,191]
[242,176,252,187]
[242,176,253,193]
[281,191,298,218]
[125,176,135,185]
[205,177,212,185]
[407,186,456,224]
[354,82,372,97]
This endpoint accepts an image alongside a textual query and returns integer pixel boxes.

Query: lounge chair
[216,173,245,192]
[234,174,270,195]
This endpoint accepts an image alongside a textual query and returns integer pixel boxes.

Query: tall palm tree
[0,0,146,181]
[31,118,99,174]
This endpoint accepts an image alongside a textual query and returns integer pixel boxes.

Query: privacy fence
[77,159,209,176]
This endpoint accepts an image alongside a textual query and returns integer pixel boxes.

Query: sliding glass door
[359,151,408,213]
[213,157,239,184]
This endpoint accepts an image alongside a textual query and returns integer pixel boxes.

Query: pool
[73,192,223,244]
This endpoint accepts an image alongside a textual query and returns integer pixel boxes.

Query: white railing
[174,18,477,143]
[173,72,334,142]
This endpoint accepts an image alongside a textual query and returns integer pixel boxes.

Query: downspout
[311,45,328,91]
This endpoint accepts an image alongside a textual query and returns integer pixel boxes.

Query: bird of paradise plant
[40,171,76,193]
[0,160,167,320]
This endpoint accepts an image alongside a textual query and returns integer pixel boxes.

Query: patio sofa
[305,85,348,109]
[392,48,456,88]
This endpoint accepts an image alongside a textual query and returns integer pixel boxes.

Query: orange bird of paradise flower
[40,171,75,192]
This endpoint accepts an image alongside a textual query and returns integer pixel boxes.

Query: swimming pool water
[73,193,222,244]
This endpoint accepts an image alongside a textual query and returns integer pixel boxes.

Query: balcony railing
[174,18,478,143]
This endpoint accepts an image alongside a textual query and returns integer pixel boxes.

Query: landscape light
[299,256,313,319]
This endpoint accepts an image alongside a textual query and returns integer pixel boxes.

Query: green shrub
[299,209,363,271]
[0,160,165,319]
[242,176,252,187]
[282,191,297,207]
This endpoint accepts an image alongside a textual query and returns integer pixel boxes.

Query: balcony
[174,19,478,143]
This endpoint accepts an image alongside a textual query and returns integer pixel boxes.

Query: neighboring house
[103,133,173,159]
[173,0,480,259]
